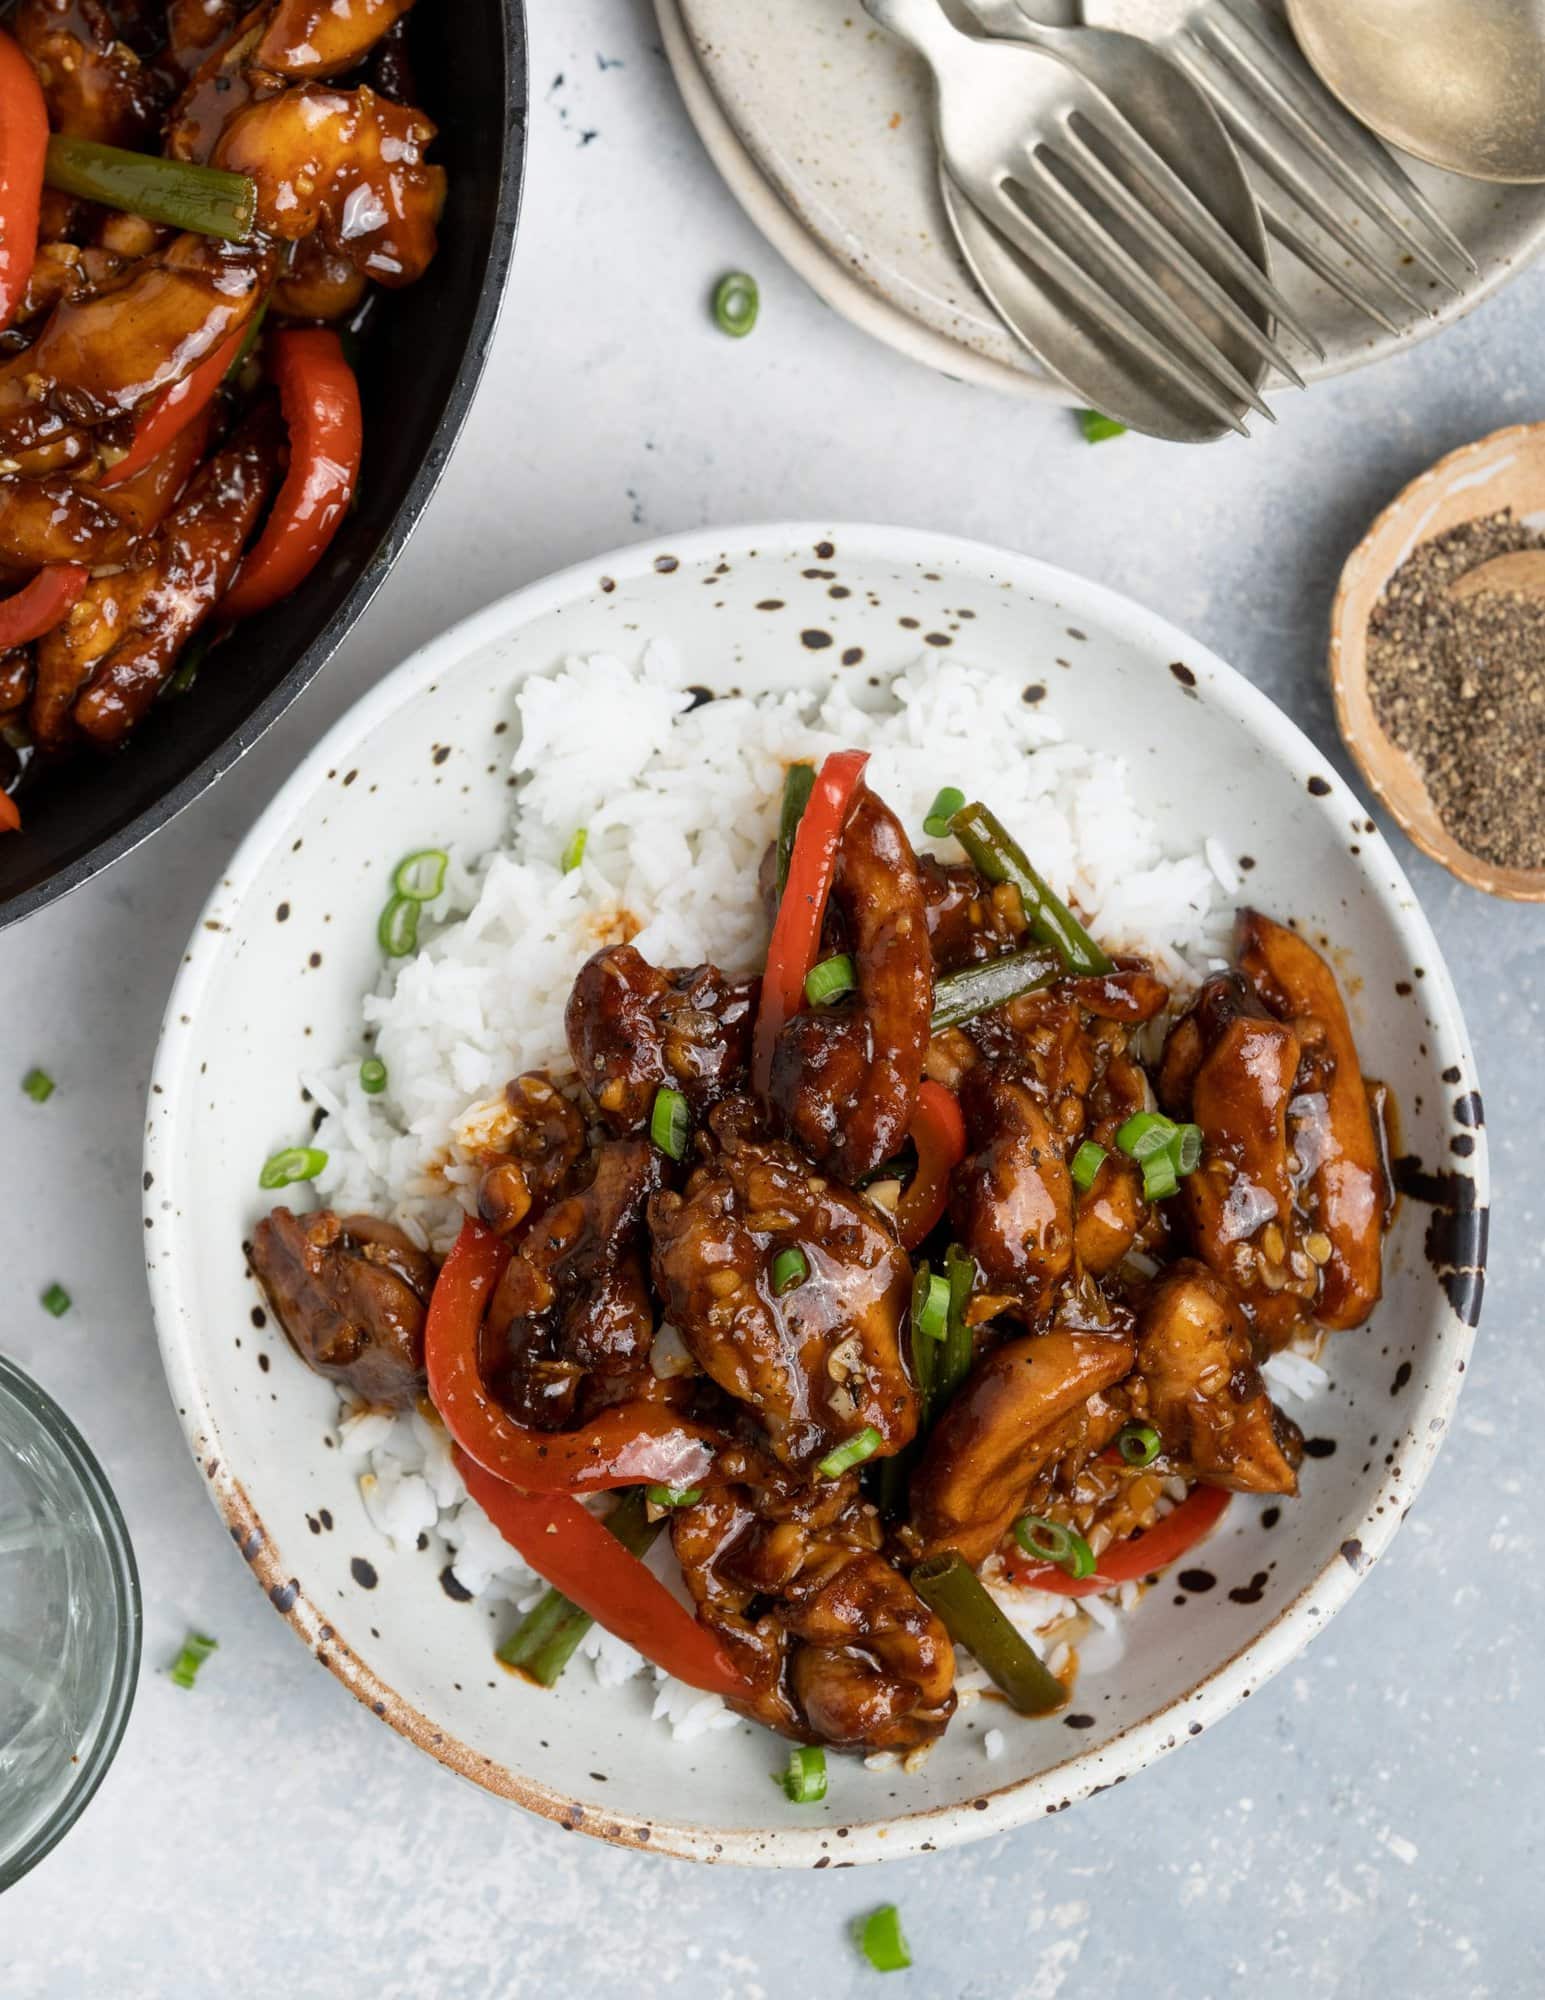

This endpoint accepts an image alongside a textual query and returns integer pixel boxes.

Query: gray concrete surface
[3,3,1540,1993]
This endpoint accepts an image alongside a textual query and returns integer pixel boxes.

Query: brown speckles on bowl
[800,629,833,651]
[350,1557,379,1590]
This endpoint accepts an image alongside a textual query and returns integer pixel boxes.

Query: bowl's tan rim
[146,521,1486,1868]
[1328,420,1545,903]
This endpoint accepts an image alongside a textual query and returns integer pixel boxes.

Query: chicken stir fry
[250,754,1390,1758]
[0,0,443,829]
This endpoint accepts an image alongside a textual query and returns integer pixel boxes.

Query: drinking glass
[0,1354,140,1890]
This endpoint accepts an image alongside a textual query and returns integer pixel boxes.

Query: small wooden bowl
[1330,421,1545,902]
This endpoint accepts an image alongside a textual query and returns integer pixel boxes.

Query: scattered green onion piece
[932,1244,976,1411]
[923,785,966,838]
[40,1283,70,1318]
[645,1485,702,1508]
[650,1086,690,1162]
[948,801,1112,976]
[377,894,420,958]
[1070,1139,1107,1191]
[169,1631,218,1689]
[772,1245,809,1295]
[392,848,449,902]
[1142,1154,1180,1203]
[22,1067,54,1103]
[44,134,256,240]
[561,827,588,874]
[776,761,815,897]
[908,1263,939,1413]
[258,1145,328,1191]
[911,1549,1065,1714]
[1171,1121,1204,1176]
[817,1426,883,1479]
[914,1270,950,1342]
[779,1744,828,1804]
[497,1492,658,1686]
[856,1905,912,1974]
[1115,1110,1177,1162]
[929,945,1062,1034]
[1117,1422,1162,1468]
[359,1056,388,1095]
[1013,1514,1096,1579]
[804,953,856,1007]
[1077,409,1127,444]
[713,270,759,337]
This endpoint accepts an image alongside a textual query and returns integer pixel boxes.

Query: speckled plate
[144,524,1486,1866]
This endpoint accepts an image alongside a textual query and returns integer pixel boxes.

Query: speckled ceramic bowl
[144,525,1486,1866]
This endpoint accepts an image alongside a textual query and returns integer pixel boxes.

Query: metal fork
[1075,0,1478,326]
[864,0,1315,430]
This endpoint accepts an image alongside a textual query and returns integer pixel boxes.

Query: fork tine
[1195,8,1463,296]
[1050,123,1305,389]
[1259,201,1400,336]
[1170,42,1431,319]
[1214,0,1477,277]
[952,173,1254,435]
[1067,93,1323,358]
[994,164,1277,421]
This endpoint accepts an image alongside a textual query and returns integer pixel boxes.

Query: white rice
[302,641,1306,1743]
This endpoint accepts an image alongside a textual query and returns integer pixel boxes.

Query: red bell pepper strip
[455,1450,749,1699]
[99,319,250,492]
[0,788,19,834]
[221,327,361,619]
[895,1079,967,1251]
[424,1216,723,1495]
[1004,1484,1232,1599]
[0,31,48,333]
[0,563,88,649]
[751,747,869,1098]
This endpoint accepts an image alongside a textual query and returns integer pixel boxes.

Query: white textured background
[4,3,1542,1993]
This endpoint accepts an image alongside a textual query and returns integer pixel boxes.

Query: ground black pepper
[1366,509,1545,871]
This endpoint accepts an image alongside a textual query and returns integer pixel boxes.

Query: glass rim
[0,1353,142,1894]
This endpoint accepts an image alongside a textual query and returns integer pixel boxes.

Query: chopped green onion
[779,1744,828,1803]
[1171,1122,1204,1176]
[713,270,759,337]
[359,1056,388,1095]
[1070,1139,1107,1191]
[161,629,212,700]
[804,953,856,1006]
[929,946,1062,1034]
[1115,1110,1177,1161]
[1077,409,1127,444]
[392,848,448,901]
[22,1067,54,1103]
[258,1145,328,1191]
[650,1086,690,1161]
[1143,1155,1180,1203]
[817,1426,883,1479]
[923,785,966,838]
[1117,1422,1162,1468]
[169,1631,218,1689]
[1014,1515,1096,1579]
[561,827,588,874]
[933,1244,976,1410]
[913,1270,950,1342]
[44,134,256,241]
[772,1245,808,1295]
[907,1263,939,1413]
[40,1283,70,1318]
[911,1550,1065,1714]
[377,894,420,957]
[856,1905,912,1974]
[948,801,1112,976]
[776,762,816,897]
[645,1484,702,1508]
[498,1492,658,1685]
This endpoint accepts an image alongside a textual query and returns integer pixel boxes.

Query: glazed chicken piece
[1133,1262,1302,1494]
[948,1066,1073,1324]
[565,943,757,1137]
[769,783,932,1182]
[1235,910,1386,1330]
[483,1140,666,1428]
[475,1072,588,1237]
[1071,1050,1153,1276]
[256,0,415,77]
[13,0,167,146]
[672,1472,956,1751]
[907,1326,1135,1566]
[249,1206,434,1407]
[649,1102,917,1472]
[165,0,246,76]
[919,853,1020,972]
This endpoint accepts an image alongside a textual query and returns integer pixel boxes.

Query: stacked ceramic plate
[657,0,1545,402]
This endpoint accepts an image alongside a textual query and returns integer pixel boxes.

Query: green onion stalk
[911,1550,1065,1715]
[45,136,257,241]
[948,801,1112,977]
[930,945,1063,1034]
[497,1490,659,1687]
